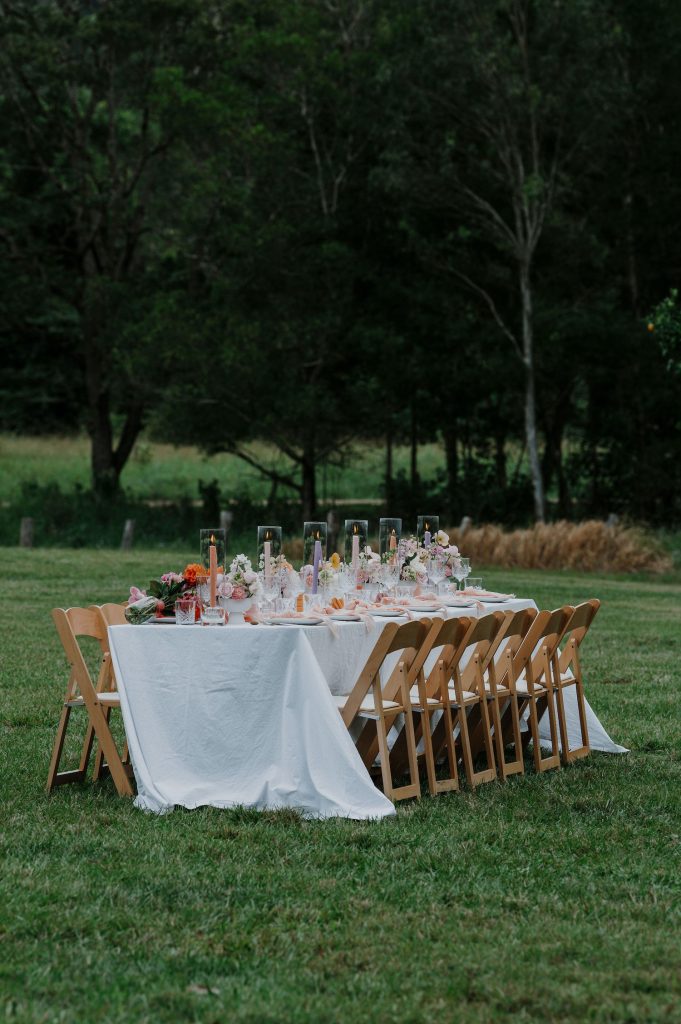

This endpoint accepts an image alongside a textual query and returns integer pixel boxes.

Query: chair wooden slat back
[47,608,133,797]
[553,599,600,763]
[339,618,436,802]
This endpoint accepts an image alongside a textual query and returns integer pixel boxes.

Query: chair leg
[558,682,590,764]
[490,696,522,781]
[46,705,87,792]
[528,691,560,773]
[419,708,439,796]
[374,718,394,801]
[438,703,460,794]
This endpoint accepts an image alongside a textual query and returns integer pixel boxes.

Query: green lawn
[1,548,680,1023]
[0,434,445,503]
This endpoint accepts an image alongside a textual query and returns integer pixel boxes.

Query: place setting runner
[122,515,520,631]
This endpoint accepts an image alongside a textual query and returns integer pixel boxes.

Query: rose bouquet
[218,554,261,601]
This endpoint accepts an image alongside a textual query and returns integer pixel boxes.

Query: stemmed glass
[452,557,470,591]
[381,560,401,599]
[261,570,281,612]
[427,553,447,591]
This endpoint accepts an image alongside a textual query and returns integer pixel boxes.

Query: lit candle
[424,530,431,548]
[209,534,217,607]
[264,540,271,578]
[312,539,322,594]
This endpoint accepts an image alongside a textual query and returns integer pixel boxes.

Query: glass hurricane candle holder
[303,521,328,565]
[379,518,402,559]
[343,519,368,565]
[417,515,439,548]
[199,528,226,570]
[257,525,282,575]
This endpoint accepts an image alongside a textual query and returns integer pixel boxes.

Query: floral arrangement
[300,552,341,589]
[357,546,383,585]
[125,562,222,623]
[218,554,261,601]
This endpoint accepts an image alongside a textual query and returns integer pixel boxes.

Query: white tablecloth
[108,624,395,819]
[108,598,626,818]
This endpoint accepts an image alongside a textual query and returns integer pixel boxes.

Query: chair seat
[409,685,441,707]
[333,693,401,718]
[65,692,120,707]
[446,685,478,703]
[515,676,547,695]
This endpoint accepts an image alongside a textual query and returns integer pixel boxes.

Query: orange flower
[330,552,341,570]
[183,563,205,586]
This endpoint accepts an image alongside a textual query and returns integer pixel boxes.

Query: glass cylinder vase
[379,518,402,560]
[303,521,328,565]
[257,525,283,575]
[417,515,440,548]
[199,528,226,570]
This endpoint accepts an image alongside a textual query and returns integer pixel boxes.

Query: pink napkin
[462,588,515,599]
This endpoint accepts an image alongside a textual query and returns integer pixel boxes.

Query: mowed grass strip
[1,548,680,1024]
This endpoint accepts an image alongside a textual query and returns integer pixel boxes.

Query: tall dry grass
[446,520,671,574]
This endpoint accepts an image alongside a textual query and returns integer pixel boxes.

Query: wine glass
[382,561,401,598]
[427,553,447,591]
[452,557,469,591]
[261,571,281,612]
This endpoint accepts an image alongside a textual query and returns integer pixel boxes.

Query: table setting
[107,514,626,817]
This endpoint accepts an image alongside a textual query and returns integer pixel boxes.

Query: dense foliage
[2,0,681,524]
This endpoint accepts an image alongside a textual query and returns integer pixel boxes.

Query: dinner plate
[369,607,407,617]
[477,596,511,604]
[329,612,363,622]
[267,616,325,626]
[407,603,444,612]
[441,598,476,608]
[148,616,176,624]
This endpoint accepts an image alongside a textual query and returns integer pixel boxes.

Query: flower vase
[219,596,252,624]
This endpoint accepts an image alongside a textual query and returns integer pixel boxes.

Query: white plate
[369,607,407,617]
[477,596,511,604]
[329,612,363,622]
[148,617,176,624]
[441,598,476,608]
[267,616,325,626]
[407,603,444,612]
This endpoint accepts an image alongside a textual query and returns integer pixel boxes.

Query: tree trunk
[443,424,458,519]
[302,442,316,521]
[83,308,118,500]
[520,264,545,522]
[385,429,393,507]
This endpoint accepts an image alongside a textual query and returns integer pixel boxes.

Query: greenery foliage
[2,1,681,523]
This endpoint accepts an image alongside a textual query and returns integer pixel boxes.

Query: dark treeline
[2,0,681,526]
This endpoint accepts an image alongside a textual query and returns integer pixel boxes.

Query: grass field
[0,434,445,504]
[2,548,681,1023]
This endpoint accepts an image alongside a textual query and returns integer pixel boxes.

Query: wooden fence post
[121,519,135,551]
[459,516,472,535]
[19,517,34,548]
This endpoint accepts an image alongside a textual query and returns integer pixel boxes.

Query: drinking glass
[427,553,447,589]
[382,561,401,597]
[452,558,468,591]
[467,577,483,591]
[261,571,281,611]
[175,598,197,625]
[458,558,471,590]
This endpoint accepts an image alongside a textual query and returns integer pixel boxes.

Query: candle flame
[353,523,359,534]
[210,534,215,544]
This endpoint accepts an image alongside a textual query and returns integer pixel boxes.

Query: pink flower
[128,585,147,604]
[218,580,234,599]
[231,585,246,600]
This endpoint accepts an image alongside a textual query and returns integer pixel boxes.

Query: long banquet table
[108,599,626,817]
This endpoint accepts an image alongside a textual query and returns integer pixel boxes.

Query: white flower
[435,530,450,546]
[243,570,258,585]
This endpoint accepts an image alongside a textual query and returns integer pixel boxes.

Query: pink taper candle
[351,533,360,570]
[209,537,217,607]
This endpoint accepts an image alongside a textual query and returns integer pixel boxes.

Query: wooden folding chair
[498,606,573,774]
[46,607,133,797]
[334,619,434,802]
[471,608,538,781]
[90,604,130,782]
[552,599,600,764]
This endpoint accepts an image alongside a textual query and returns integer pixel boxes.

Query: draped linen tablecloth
[108,624,395,819]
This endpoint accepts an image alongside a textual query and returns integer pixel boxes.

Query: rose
[243,570,258,585]
[218,579,234,599]
[230,585,247,600]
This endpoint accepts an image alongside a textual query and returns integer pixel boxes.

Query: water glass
[467,577,484,591]
[175,598,197,625]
